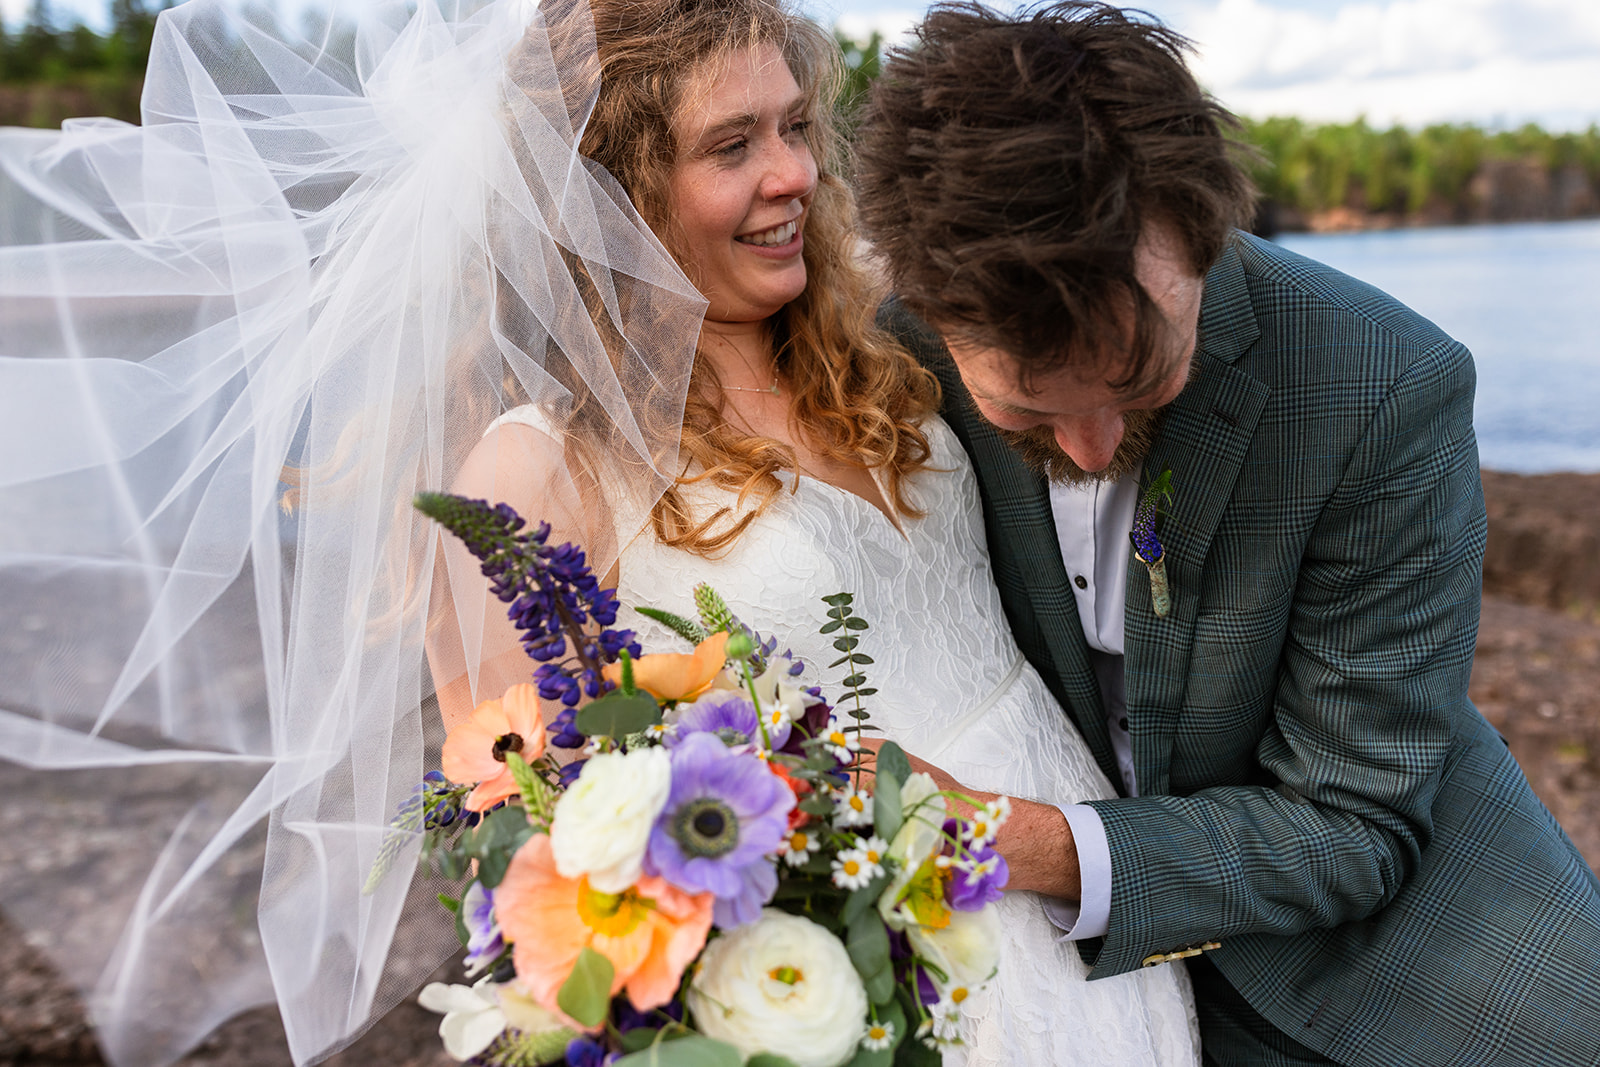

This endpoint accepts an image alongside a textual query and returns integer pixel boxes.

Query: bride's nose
[761,141,816,201]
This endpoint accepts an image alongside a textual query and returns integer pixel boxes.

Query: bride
[444,0,1200,1063]
[0,0,1193,1062]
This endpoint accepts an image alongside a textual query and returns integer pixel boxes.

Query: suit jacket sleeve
[1085,333,1486,976]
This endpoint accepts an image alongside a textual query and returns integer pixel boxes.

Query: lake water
[1277,219,1600,474]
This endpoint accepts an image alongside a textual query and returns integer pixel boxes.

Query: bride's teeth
[739,220,797,247]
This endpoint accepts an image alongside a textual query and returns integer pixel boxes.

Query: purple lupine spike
[414,491,639,706]
[1128,470,1175,618]
[1130,469,1173,564]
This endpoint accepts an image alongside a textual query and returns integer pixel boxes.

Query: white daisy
[831,847,876,890]
[855,834,888,869]
[967,796,1012,848]
[821,715,860,763]
[832,784,874,828]
[861,1019,896,1051]
[780,827,822,866]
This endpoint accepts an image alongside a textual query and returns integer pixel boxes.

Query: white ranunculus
[908,902,1002,995]
[688,909,868,1067]
[550,746,671,893]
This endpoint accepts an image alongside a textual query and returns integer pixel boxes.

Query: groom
[855,3,1600,1065]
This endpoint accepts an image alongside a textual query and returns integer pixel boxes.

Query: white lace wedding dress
[616,415,1201,1066]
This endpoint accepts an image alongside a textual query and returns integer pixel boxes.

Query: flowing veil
[0,0,705,1062]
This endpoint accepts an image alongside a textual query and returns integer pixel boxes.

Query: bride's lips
[734,215,804,259]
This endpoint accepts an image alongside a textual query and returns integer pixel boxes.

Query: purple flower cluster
[669,690,790,752]
[460,882,505,973]
[940,819,1008,911]
[1130,469,1173,565]
[413,493,641,711]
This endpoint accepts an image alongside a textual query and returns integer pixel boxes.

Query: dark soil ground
[6,471,1600,1067]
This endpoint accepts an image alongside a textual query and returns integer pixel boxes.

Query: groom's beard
[993,406,1164,487]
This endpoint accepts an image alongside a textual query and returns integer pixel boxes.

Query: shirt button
[1118,717,1130,732]
[1074,575,1088,589]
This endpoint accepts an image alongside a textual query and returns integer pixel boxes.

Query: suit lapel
[1124,241,1268,795]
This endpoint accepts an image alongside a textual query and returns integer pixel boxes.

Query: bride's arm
[426,418,621,727]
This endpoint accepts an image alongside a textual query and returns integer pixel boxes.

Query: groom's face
[942,222,1204,485]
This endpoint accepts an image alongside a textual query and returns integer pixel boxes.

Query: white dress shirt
[1039,468,1141,941]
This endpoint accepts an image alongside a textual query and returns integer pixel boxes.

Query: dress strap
[920,652,1027,762]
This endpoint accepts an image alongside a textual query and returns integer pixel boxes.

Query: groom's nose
[1049,412,1125,473]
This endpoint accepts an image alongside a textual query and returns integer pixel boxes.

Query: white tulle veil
[0,0,705,1061]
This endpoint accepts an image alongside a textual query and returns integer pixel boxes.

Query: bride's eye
[712,137,749,158]
[784,118,810,140]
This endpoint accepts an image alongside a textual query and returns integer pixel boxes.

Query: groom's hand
[857,739,1082,903]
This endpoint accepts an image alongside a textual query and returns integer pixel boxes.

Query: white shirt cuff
[1040,803,1112,940]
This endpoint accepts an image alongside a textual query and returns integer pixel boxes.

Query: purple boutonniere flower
[1131,470,1174,617]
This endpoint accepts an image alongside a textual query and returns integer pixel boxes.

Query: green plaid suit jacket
[889,233,1600,1066]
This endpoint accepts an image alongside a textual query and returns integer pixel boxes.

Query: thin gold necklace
[722,375,782,396]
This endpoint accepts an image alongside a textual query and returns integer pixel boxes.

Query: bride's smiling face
[666,44,817,324]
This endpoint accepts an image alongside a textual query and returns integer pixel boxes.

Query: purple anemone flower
[461,881,504,973]
[669,689,790,752]
[644,732,794,927]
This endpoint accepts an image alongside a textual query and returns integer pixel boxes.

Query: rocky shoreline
[5,470,1600,1065]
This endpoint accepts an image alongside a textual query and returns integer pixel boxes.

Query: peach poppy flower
[496,833,713,1024]
[601,631,729,702]
[442,684,548,812]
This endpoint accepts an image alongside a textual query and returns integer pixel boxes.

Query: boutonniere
[1131,469,1174,617]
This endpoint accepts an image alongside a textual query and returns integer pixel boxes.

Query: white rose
[687,909,868,1067]
[550,746,671,893]
[908,902,1002,995]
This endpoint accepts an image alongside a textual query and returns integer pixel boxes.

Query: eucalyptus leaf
[841,873,892,927]
[576,689,661,738]
[468,806,533,889]
[864,963,896,1006]
[555,946,613,1029]
[873,770,903,842]
[820,593,854,607]
[846,1048,893,1067]
[747,1056,803,1067]
[846,909,891,980]
[618,1027,661,1053]
[612,1035,744,1067]
[875,741,912,787]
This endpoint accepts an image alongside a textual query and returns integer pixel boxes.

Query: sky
[7,0,1597,131]
[815,0,1600,131]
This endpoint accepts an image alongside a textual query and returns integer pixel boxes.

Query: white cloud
[1174,0,1600,128]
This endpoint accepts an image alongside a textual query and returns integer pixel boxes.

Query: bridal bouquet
[377,492,1011,1067]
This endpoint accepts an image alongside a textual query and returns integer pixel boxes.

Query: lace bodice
[616,417,1201,1066]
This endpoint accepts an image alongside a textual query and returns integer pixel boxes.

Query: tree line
[3,14,1597,230]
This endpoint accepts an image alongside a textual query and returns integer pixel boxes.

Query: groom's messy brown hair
[856,1,1255,391]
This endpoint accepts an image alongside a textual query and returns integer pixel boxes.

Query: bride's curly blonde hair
[579,0,940,555]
